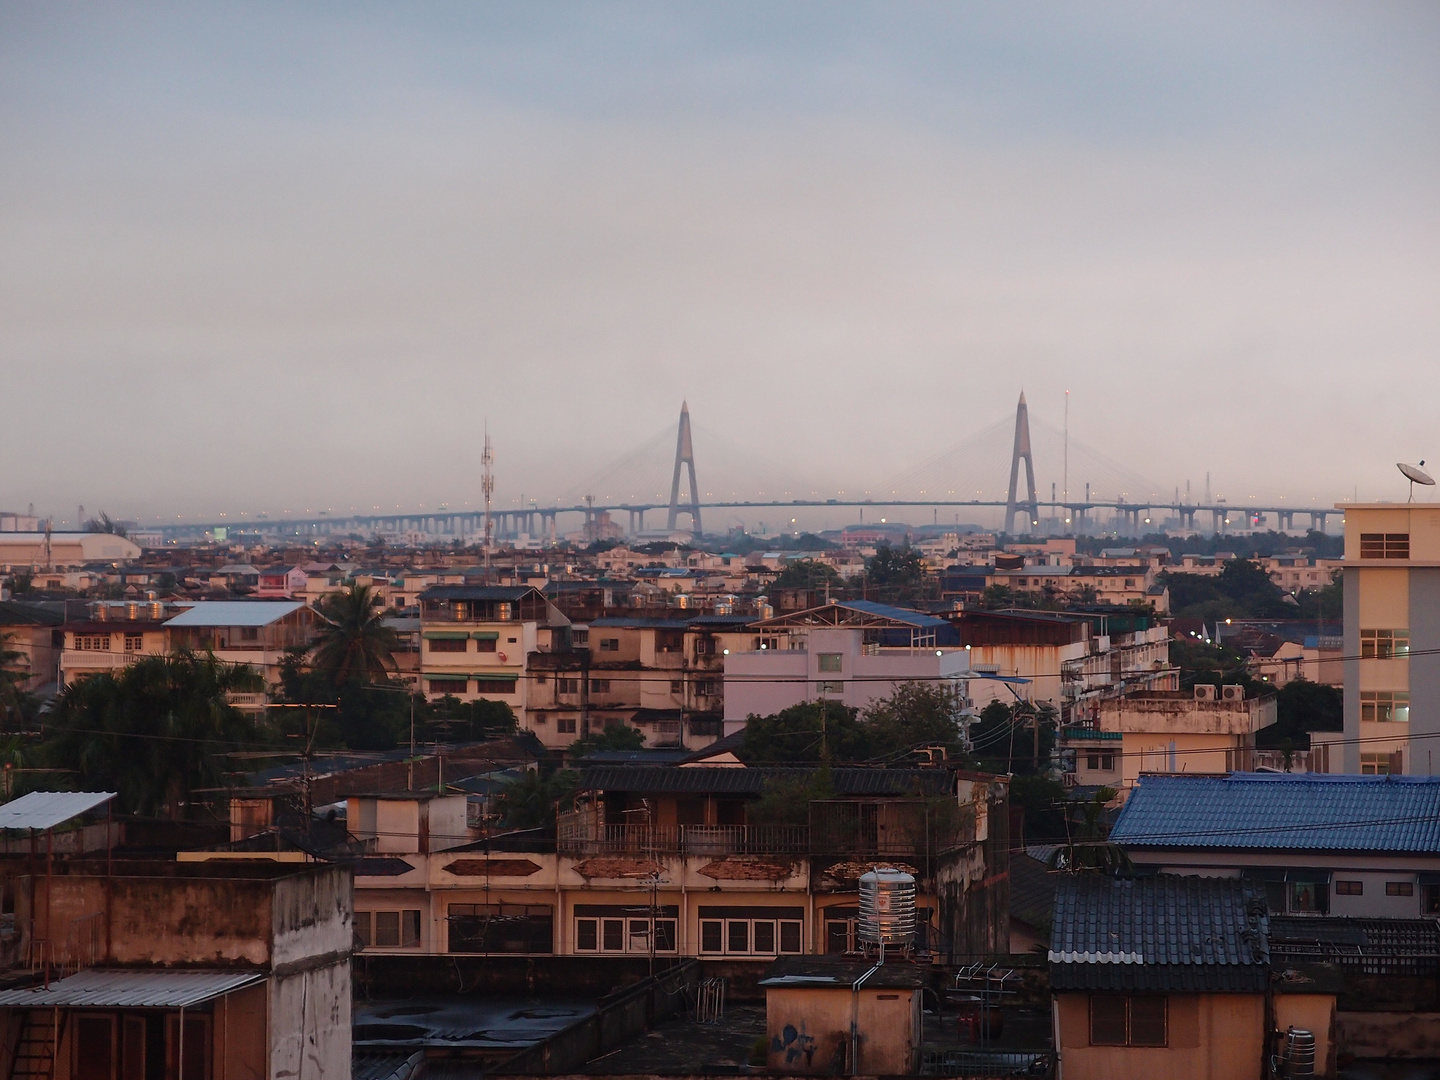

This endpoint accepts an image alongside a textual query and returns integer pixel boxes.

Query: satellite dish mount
[1398,461,1436,502]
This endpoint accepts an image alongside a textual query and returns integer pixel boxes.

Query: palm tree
[0,632,35,732]
[310,584,399,689]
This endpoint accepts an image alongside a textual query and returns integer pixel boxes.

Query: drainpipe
[850,944,885,1076]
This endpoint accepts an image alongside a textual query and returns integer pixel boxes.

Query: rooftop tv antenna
[1399,461,1435,502]
[482,427,495,571]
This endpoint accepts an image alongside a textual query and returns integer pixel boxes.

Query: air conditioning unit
[1222,684,1246,701]
[1194,684,1217,701]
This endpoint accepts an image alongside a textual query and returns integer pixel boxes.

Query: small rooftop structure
[0,791,115,831]
[164,600,305,627]
[0,968,264,1009]
[1049,875,1269,993]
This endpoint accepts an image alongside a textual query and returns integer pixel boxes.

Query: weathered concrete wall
[270,959,351,1080]
[765,986,918,1076]
[1336,1011,1440,1060]
[1056,992,1265,1080]
[1274,994,1336,1079]
[271,865,351,971]
[935,797,1009,958]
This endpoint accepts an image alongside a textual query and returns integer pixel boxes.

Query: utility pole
[482,427,495,574]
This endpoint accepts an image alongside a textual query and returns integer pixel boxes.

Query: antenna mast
[482,427,495,572]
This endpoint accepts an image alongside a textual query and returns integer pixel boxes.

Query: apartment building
[416,584,572,739]
[58,600,176,687]
[0,792,351,1079]
[1318,503,1440,775]
[349,764,1010,963]
[1061,686,1276,793]
[722,602,971,735]
[162,600,320,687]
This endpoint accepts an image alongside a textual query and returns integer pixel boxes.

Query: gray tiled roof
[1049,875,1269,993]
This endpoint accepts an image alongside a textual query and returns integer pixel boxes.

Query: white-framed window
[356,909,421,948]
[817,652,843,673]
[697,907,803,956]
[123,633,144,652]
[75,634,111,651]
[573,905,677,954]
[1361,692,1409,723]
[599,638,619,652]
[1361,630,1410,659]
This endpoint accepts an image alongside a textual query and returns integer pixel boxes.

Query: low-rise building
[1060,687,1276,793]
[1111,772,1440,918]
[162,600,320,687]
[0,600,63,694]
[1049,875,1272,1080]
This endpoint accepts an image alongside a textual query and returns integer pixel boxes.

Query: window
[428,678,468,694]
[572,905,677,954]
[75,634,111,651]
[1086,753,1115,771]
[817,681,844,694]
[572,628,589,645]
[1361,753,1396,775]
[817,652,843,673]
[1361,692,1409,723]
[1090,996,1167,1047]
[473,678,516,695]
[449,903,553,953]
[670,681,683,694]
[123,633,144,652]
[697,906,804,956]
[1425,886,1440,915]
[1360,533,1409,559]
[429,638,468,653]
[239,626,259,641]
[695,679,718,696]
[1289,880,1329,914]
[557,717,577,734]
[534,673,548,685]
[589,679,611,693]
[599,638,619,652]
[1335,880,1363,896]
[355,911,372,946]
[558,678,580,694]
[362,909,421,948]
[476,638,497,653]
[1361,630,1410,659]
[1387,881,1415,897]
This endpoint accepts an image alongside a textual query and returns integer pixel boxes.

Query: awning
[471,672,518,681]
[422,631,469,641]
[0,969,265,1008]
[471,631,500,641]
[424,674,469,683]
[0,792,116,831]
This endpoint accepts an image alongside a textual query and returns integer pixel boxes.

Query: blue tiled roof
[1111,773,1440,854]
[1049,875,1269,993]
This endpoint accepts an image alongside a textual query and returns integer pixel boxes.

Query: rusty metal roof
[0,969,265,1008]
[0,791,115,831]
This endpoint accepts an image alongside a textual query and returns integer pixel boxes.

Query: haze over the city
[2,3,1437,526]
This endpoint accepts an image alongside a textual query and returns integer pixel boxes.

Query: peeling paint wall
[269,959,351,1080]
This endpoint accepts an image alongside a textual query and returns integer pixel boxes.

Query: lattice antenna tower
[482,426,495,571]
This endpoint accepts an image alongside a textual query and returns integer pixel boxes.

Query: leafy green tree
[0,632,37,732]
[1257,678,1343,750]
[967,699,1057,775]
[419,695,517,743]
[1009,773,1070,843]
[859,681,967,761]
[866,542,925,598]
[1168,638,1267,697]
[1051,787,1129,872]
[310,584,399,688]
[41,652,265,817]
[495,768,578,829]
[740,701,867,764]
[769,559,844,596]
[748,765,835,827]
[568,723,646,758]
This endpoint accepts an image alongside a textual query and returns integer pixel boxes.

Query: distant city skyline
[2,3,1437,523]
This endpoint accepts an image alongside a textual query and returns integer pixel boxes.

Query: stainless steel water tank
[858,869,916,945]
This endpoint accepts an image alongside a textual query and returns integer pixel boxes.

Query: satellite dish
[1399,461,1435,501]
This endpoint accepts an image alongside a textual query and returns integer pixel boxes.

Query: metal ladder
[9,1010,63,1080]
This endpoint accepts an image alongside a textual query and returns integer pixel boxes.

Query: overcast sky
[2,3,1437,528]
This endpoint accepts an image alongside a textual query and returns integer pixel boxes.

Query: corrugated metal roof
[827,600,950,628]
[0,791,115,831]
[1049,876,1269,993]
[417,585,537,602]
[1111,773,1440,854]
[164,601,304,627]
[575,765,951,797]
[0,969,265,1008]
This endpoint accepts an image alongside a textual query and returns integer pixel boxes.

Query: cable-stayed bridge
[156,398,1339,541]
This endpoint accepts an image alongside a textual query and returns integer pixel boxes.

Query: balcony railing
[557,819,809,857]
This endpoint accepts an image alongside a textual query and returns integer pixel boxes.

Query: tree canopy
[41,652,265,817]
[310,584,399,688]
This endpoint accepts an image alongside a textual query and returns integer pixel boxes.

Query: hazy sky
[3,3,1438,528]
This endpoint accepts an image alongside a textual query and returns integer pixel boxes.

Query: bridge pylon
[666,401,702,537]
[1004,392,1039,535]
